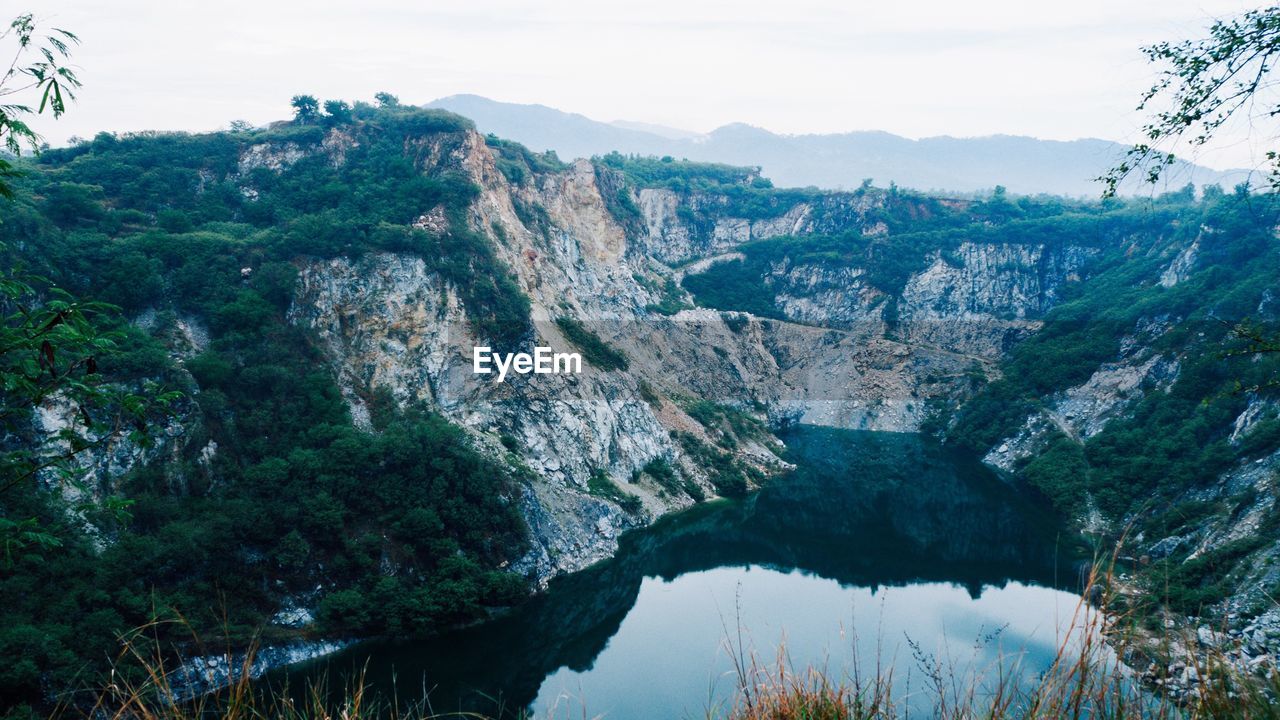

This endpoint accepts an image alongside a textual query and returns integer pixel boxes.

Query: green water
[272,428,1083,718]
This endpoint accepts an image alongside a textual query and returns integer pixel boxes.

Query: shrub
[555,317,629,370]
[587,469,642,514]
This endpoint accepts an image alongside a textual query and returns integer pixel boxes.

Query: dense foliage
[595,152,827,221]
[942,187,1280,613]
[682,186,1136,319]
[0,105,534,712]
[674,400,769,498]
[595,152,767,190]
[487,134,567,185]
[14,105,529,347]
[948,189,1279,498]
[679,177,1280,615]
[553,317,629,371]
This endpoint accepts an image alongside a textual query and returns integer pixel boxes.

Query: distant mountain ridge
[426,94,1250,197]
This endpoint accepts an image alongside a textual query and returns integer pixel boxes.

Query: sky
[13,0,1271,170]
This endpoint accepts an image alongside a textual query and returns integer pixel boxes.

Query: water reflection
[273,428,1080,718]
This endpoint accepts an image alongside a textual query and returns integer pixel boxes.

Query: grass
[48,618,508,720]
[713,559,1280,720]
[43,560,1280,720]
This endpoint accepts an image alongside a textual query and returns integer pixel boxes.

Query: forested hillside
[2,99,1279,716]
[0,106,535,710]
[943,189,1280,619]
[679,181,1280,622]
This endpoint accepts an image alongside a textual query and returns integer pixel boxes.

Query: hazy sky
[16,0,1270,169]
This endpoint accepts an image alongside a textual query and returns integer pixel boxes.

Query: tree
[290,94,320,123]
[0,14,176,573]
[374,91,399,108]
[227,119,253,133]
[1108,8,1280,383]
[323,99,353,124]
[0,260,181,567]
[1225,320,1280,393]
[1104,7,1280,196]
[0,14,81,199]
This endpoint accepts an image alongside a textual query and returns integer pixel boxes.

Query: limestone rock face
[281,130,994,582]
[1159,234,1202,288]
[983,353,1181,474]
[768,262,887,335]
[635,187,882,265]
[677,235,1097,362]
[897,243,1097,358]
[33,393,185,503]
[237,142,306,175]
[30,389,198,550]
[43,129,1137,592]
[282,133,734,581]
[289,252,680,582]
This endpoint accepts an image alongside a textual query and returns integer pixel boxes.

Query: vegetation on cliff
[945,187,1280,618]
[683,189,1182,317]
[679,178,1280,625]
[0,104,535,712]
[2,85,1279,719]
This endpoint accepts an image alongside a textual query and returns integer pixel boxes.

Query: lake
[271,427,1087,718]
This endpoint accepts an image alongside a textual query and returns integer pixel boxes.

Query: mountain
[3,105,1278,709]
[423,94,676,163]
[426,94,1251,197]
[607,119,702,140]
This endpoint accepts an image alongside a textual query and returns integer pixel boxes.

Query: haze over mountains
[426,94,1250,197]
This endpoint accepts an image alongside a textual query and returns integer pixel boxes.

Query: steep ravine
[37,126,1129,693]
[282,129,1095,586]
[944,216,1280,698]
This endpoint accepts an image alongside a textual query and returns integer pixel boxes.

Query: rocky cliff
[38,126,1110,597]
[635,187,885,264]
[31,121,1231,647]
[265,128,1123,594]
[936,208,1280,693]
[279,130,998,584]
[12,108,1279,712]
